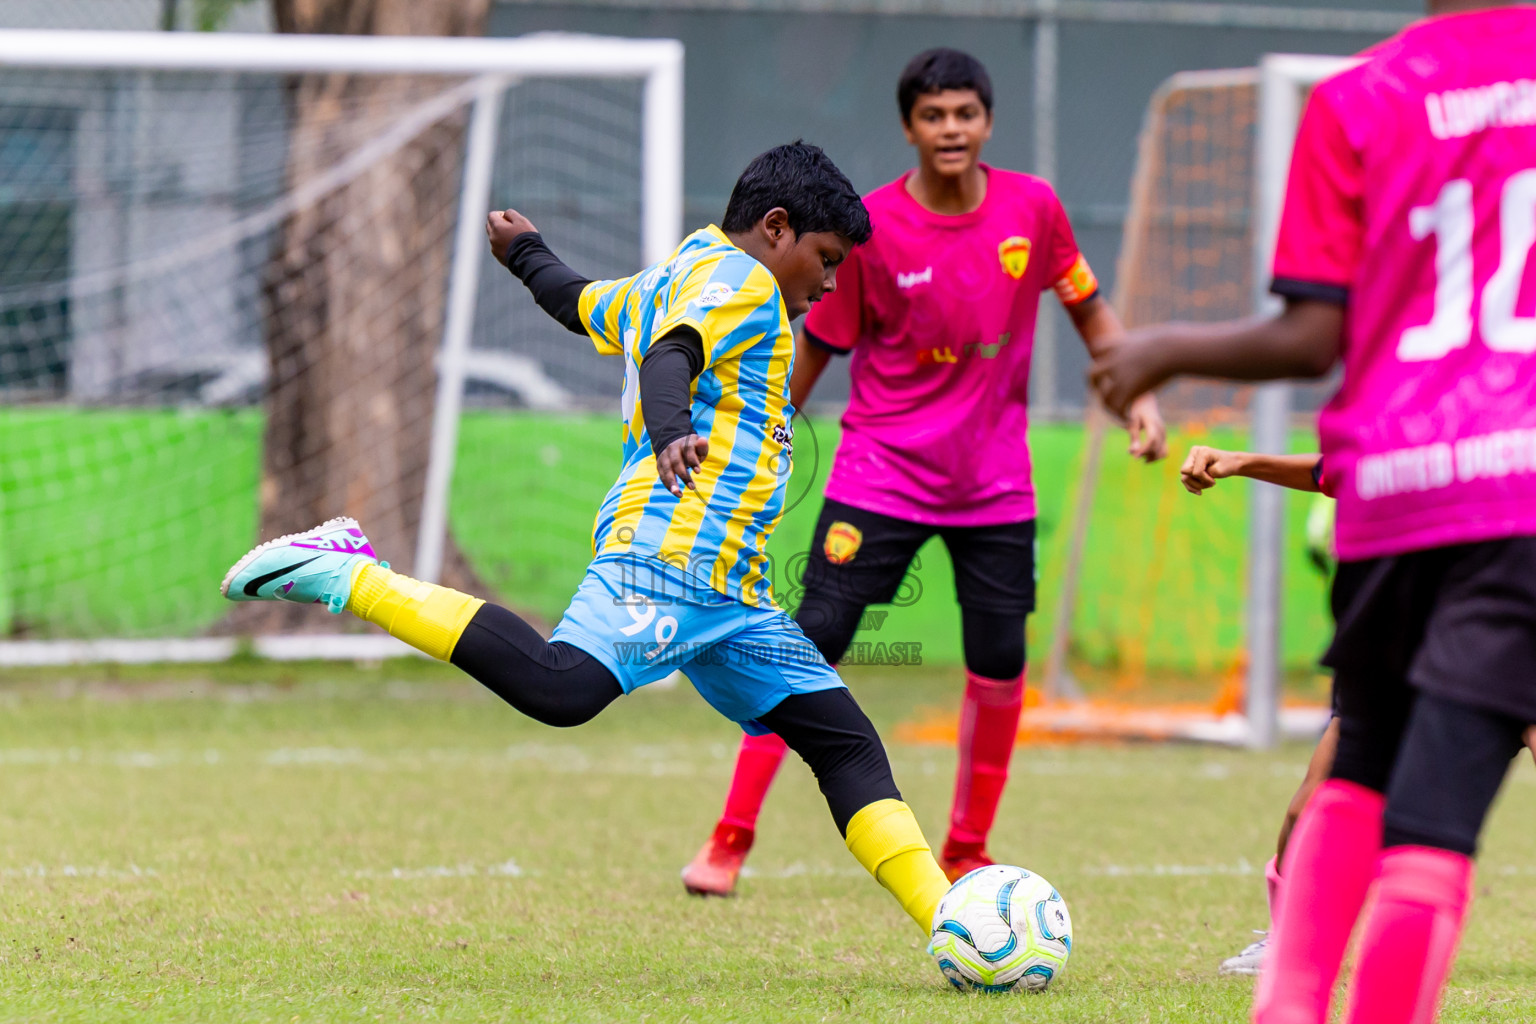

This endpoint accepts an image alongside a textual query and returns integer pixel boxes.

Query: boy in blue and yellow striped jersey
[221,143,953,942]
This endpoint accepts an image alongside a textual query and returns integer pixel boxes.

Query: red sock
[1253,779,1385,1024]
[945,670,1025,851]
[718,731,788,832]
[1265,854,1283,931]
[1343,846,1473,1024]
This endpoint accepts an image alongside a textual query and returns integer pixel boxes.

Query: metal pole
[1244,56,1301,749]
[1246,386,1286,748]
[415,77,505,583]
[1031,1,1059,417]
[641,45,685,264]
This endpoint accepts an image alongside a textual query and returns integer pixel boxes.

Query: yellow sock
[845,798,951,936]
[345,563,484,662]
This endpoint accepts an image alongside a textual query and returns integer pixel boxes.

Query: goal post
[0,30,683,666]
[1042,53,1355,747]
[1244,54,1357,748]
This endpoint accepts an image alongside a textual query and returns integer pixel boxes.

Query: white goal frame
[0,29,684,667]
[1242,54,1357,748]
[1043,53,1356,746]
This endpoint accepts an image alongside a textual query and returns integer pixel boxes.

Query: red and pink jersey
[804,166,1098,525]
[1274,6,1536,560]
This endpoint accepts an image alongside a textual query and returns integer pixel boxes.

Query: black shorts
[798,498,1037,615]
[1325,535,1536,723]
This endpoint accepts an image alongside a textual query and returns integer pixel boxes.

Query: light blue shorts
[550,554,844,729]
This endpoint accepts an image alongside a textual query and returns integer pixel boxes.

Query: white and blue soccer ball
[928,864,1072,993]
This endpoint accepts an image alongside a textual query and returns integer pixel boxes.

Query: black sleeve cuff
[1271,277,1348,306]
[804,325,853,356]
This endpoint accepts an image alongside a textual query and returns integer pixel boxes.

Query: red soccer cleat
[939,838,995,883]
[681,822,755,897]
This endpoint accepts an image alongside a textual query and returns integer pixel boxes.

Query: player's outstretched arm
[1089,298,1342,418]
[1068,296,1167,462]
[1181,447,1322,496]
[486,208,592,337]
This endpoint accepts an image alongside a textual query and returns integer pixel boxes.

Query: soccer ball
[928,864,1072,993]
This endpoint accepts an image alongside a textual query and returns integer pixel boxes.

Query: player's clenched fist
[657,434,710,497]
[486,208,539,265]
[1180,446,1246,496]
[1088,331,1170,419]
[1124,394,1168,463]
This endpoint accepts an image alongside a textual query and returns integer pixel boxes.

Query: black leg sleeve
[756,688,902,835]
[959,608,1027,680]
[1380,692,1525,856]
[1328,669,1417,794]
[793,589,866,666]
[449,604,622,727]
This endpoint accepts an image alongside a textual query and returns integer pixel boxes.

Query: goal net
[0,30,682,663]
[1033,55,1354,746]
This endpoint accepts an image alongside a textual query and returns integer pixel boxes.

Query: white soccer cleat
[220,517,379,613]
[1219,931,1269,976]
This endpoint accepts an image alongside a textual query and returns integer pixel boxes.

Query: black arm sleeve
[504,232,592,336]
[638,326,705,456]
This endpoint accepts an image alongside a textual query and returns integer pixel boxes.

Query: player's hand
[1126,394,1167,463]
[1525,725,1536,768]
[1089,330,1171,418]
[657,434,710,497]
[486,208,538,265]
[1180,445,1248,496]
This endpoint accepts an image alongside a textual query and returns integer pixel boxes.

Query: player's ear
[761,207,793,249]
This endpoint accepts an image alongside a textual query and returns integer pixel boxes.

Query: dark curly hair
[721,141,871,245]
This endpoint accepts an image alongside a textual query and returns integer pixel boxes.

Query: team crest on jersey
[998,236,1032,279]
[824,522,863,565]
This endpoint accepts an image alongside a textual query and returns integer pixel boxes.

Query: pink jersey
[1273,7,1536,561]
[804,166,1098,525]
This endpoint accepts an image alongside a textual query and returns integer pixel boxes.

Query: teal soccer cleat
[220,516,380,614]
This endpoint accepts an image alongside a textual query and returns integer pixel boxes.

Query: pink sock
[1343,846,1474,1024]
[946,670,1025,849]
[1253,779,1385,1024]
[718,731,788,831]
[1265,855,1283,930]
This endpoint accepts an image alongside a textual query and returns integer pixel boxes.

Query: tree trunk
[233,0,491,632]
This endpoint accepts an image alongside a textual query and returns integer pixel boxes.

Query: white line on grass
[1084,860,1263,877]
[739,863,867,879]
[346,859,526,880]
[0,864,158,878]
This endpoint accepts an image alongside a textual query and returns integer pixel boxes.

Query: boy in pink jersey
[682,49,1166,897]
[1093,4,1536,1020]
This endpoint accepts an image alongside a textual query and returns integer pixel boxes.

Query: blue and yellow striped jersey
[577,225,795,609]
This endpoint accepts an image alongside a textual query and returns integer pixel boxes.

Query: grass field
[2,409,1333,680]
[3,660,1536,1022]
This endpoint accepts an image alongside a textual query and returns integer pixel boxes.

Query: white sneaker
[1219,932,1269,976]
